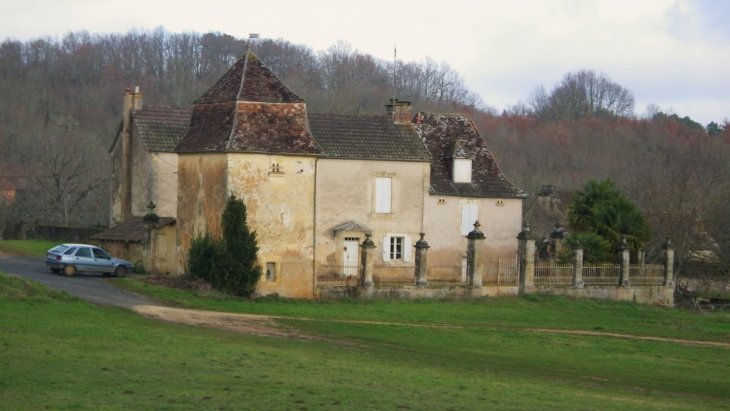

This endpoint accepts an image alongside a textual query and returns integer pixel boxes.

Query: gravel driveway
[0,254,161,308]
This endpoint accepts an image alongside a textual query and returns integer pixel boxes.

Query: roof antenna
[392,44,397,122]
[248,33,260,54]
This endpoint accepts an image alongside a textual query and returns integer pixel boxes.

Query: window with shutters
[453,159,472,183]
[374,177,392,214]
[461,203,478,235]
[382,234,412,262]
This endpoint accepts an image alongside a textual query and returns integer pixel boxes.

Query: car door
[92,248,114,273]
[72,247,95,272]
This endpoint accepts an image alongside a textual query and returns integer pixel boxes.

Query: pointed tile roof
[175,52,320,155]
[414,112,526,199]
[194,53,304,105]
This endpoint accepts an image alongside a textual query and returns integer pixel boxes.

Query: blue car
[45,244,133,277]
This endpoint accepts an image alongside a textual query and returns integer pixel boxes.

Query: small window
[265,262,275,282]
[390,237,403,260]
[375,177,392,213]
[63,247,77,255]
[453,159,472,183]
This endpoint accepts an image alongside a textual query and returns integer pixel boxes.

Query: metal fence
[428,265,467,287]
[373,263,415,287]
[484,259,519,286]
[316,265,360,287]
[582,264,621,286]
[534,262,573,285]
[630,264,665,286]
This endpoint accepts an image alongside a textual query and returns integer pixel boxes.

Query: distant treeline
[0,28,729,274]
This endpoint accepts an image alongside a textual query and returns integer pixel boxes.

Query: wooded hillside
[1,28,728,273]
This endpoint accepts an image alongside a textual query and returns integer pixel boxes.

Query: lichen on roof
[414,112,526,198]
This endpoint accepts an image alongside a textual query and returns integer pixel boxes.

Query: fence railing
[428,265,467,287]
[630,264,665,285]
[373,263,415,287]
[316,265,360,287]
[534,262,573,285]
[483,259,519,286]
[582,264,621,286]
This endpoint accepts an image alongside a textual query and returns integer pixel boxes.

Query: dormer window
[444,140,472,183]
[453,159,472,183]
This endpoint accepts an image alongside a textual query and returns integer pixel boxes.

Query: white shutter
[403,236,412,262]
[375,177,392,213]
[382,236,391,261]
[453,159,472,183]
[461,204,478,235]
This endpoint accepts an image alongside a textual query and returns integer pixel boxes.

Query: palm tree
[567,179,649,256]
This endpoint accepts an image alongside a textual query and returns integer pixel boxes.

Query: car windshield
[49,246,68,254]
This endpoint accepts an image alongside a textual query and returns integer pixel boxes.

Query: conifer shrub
[187,195,262,297]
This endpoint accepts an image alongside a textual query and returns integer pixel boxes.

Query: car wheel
[114,265,127,278]
[63,265,76,276]
[50,268,61,274]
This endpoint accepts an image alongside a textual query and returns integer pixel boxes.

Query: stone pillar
[662,236,675,288]
[466,221,485,288]
[572,242,584,288]
[618,236,630,287]
[517,222,536,294]
[361,233,376,289]
[549,222,567,260]
[142,202,159,274]
[414,233,430,288]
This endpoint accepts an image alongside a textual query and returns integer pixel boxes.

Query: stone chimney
[121,88,134,221]
[385,99,412,124]
[133,86,143,111]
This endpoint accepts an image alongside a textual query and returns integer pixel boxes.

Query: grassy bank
[0,239,58,257]
[3,272,730,410]
[117,278,730,343]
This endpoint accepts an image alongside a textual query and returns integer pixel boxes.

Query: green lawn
[0,239,58,257]
[2,272,730,410]
[117,278,730,344]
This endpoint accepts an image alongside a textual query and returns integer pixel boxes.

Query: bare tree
[530,69,634,120]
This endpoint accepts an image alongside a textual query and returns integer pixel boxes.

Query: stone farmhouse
[94,52,526,298]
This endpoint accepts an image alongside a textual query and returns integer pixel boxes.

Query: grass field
[0,239,58,257]
[2,272,730,410]
[117,278,730,344]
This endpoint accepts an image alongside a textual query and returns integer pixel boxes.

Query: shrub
[187,195,262,297]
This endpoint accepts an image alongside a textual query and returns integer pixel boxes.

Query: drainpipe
[312,157,319,298]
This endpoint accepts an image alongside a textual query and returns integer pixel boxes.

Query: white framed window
[453,159,472,183]
[382,234,412,262]
[461,203,478,235]
[375,177,392,213]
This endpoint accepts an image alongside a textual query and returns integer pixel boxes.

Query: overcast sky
[3,0,729,125]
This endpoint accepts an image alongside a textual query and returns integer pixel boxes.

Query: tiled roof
[90,217,175,242]
[175,102,321,154]
[132,107,192,152]
[308,114,431,161]
[195,53,304,105]
[414,112,526,198]
[175,52,320,155]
